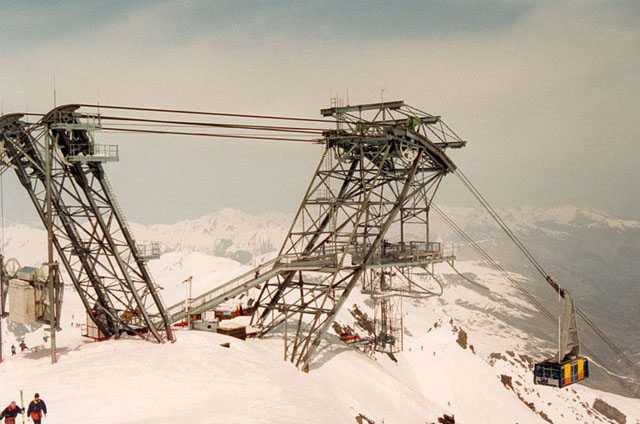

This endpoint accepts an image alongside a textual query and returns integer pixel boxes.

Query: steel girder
[0,106,173,342]
[251,101,464,371]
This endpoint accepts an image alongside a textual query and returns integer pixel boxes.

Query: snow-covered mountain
[431,205,640,388]
[129,208,291,264]
[128,204,640,268]
[1,205,639,423]
[128,204,640,381]
[437,205,640,235]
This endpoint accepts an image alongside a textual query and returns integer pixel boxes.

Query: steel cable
[452,169,640,378]
[78,103,338,124]
[79,114,328,134]
[99,127,318,143]
[431,203,607,366]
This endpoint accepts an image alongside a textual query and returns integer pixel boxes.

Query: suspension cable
[431,204,606,366]
[99,127,319,143]
[0,173,4,255]
[452,169,640,378]
[455,169,549,281]
[79,114,328,134]
[78,103,338,124]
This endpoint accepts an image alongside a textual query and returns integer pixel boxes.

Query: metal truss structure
[366,268,405,354]
[251,100,465,370]
[361,265,445,354]
[0,105,173,343]
[0,98,633,381]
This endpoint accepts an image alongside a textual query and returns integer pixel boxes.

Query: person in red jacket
[26,393,47,424]
[0,401,23,424]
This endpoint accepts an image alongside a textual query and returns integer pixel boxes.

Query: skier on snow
[0,401,23,424]
[26,393,47,424]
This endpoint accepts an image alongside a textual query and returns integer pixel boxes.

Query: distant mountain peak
[128,208,292,264]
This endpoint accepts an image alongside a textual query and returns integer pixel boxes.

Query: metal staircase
[166,256,284,323]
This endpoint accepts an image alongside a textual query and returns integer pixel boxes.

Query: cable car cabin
[534,358,589,388]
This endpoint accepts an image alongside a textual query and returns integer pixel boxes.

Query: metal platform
[166,256,283,323]
[136,242,161,261]
[66,143,119,163]
[166,242,453,326]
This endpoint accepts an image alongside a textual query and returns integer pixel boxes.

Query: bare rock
[455,328,468,349]
[593,398,626,424]
[437,413,455,423]
[355,413,375,424]
[500,374,514,390]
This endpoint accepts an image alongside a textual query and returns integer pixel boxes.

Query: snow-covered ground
[0,332,447,424]
[1,209,639,423]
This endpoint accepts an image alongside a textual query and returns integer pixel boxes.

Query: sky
[0,0,638,225]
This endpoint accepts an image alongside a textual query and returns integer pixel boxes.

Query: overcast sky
[0,0,638,225]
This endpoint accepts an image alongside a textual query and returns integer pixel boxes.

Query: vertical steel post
[183,276,192,328]
[45,131,57,364]
[400,297,404,351]
[0,254,3,363]
[188,277,192,328]
[557,316,561,364]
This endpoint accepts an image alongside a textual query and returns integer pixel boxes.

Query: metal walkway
[166,256,283,323]
[166,248,454,324]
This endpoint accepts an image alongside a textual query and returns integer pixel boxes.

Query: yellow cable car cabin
[534,358,589,388]
[534,290,590,388]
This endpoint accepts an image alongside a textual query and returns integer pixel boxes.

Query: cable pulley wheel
[3,257,21,279]
[399,140,418,162]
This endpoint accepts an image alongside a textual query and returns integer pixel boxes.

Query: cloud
[0,1,638,224]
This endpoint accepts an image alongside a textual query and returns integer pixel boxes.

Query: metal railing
[281,240,444,268]
[136,242,161,261]
[66,143,119,163]
[165,241,447,323]
[166,256,283,322]
[102,175,130,232]
[353,241,443,265]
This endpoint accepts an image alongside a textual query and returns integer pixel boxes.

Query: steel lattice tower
[252,101,464,370]
[0,105,174,342]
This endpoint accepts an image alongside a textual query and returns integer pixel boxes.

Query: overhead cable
[100,127,318,143]
[452,169,640,378]
[78,103,338,124]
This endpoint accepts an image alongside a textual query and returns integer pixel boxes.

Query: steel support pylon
[252,101,464,370]
[0,105,174,342]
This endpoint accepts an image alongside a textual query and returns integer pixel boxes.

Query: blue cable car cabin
[533,290,590,388]
[534,357,589,388]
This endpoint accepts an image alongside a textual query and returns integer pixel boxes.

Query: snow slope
[129,208,290,264]
[0,332,448,424]
[330,262,640,424]
[3,272,639,423]
[1,208,640,423]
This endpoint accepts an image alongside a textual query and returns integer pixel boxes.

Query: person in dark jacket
[0,401,23,424]
[27,393,47,424]
[18,341,27,352]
